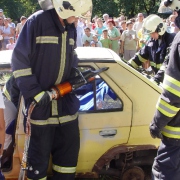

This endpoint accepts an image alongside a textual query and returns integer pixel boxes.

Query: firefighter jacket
[129,32,175,74]
[11,8,80,125]
[151,32,180,146]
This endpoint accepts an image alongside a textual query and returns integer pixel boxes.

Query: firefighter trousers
[152,140,180,180]
[27,118,80,180]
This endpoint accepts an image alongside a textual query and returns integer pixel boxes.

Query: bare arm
[120,41,124,54]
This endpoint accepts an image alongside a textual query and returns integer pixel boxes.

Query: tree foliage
[92,0,162,18]
[0,0,162,22]
[0,0,40,22]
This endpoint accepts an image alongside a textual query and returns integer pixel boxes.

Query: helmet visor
[158,1,173,13]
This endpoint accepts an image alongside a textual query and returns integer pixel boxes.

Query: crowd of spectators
[75,11,179,62]
[0,7,179,61]
[0,9,27,51]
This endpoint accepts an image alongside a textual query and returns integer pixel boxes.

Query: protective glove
[149,122,163,139]
[0,155,5,180]
[145,66,154,76]
[150,77,160,85]
[34,91,52,106]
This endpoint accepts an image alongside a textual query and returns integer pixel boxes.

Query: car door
[76,62,132,172]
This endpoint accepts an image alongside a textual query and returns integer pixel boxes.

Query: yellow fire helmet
[142,14,167,36]
[52,0,92,19]
[158,0,180,13]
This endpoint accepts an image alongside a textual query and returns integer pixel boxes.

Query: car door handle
[99,129,117,138]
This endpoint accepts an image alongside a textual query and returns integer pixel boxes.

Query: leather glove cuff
[149,122,163,139]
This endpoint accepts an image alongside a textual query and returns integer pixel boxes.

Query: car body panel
[0,48,161,179]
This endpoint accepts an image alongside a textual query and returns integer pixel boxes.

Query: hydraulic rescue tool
[18,67,109,180]
[50,67,109,99]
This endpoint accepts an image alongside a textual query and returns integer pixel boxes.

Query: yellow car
[0,47,161,180]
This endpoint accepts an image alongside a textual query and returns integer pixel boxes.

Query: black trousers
[27,119,80,180]
[152,141,180,180]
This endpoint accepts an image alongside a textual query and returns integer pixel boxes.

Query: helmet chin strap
[63,19,71,26]
[63,19,72,30]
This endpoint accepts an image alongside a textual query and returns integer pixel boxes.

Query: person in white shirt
[103,13,109,27]
[6,37,16,50]
[133,13,144,35]
[82,27,93,46]
[15,16,27,39]
[74,17,84,47]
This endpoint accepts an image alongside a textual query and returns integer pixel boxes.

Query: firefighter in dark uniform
[11,0,92,179]
[128,14,175,79]
[150,0,180,179]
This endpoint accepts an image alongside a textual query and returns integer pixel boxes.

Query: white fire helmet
[142,14,166,36]
[52,0,92,19]
[38,0,92,19]
[158,0,180,13]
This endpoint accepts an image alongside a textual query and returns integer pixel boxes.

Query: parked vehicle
[0,47,161,179]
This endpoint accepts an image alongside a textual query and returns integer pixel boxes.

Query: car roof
[0,50,13,68]
[75,47,120,62]
[0,48,120,68]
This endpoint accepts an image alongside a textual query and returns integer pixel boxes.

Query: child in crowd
[90,40,96,47]
[6,37,16,50]
[100,29,112,49]
[92,34,102,47]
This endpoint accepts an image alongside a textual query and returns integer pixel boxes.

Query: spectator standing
[103,13,109,27]
[121,21,138,60]
[107,19,121,54]
[120,21,126,34]
[100,29,112,49]
[92,15,98,30]
[133,13,144,35]
[119,15,126,23]
[7,18,16,36]
[94,18,106,40]
[6,37,16,50]
[0,17,4,50]
[74,17,84,47]
[15,16,27,39]
[0,9,5,19]
[82,27,93,46]
[2,18,14,50]
[7,18,15,29]
[0,91,5,180]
